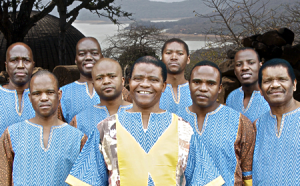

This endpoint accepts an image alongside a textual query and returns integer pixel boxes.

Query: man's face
[190,66,222,108]
[76,38,102,77]
[92,60,124,101]
[129,63,166,109]
[5,45,35,87]
[162,42,190,74]
[29,74,62,118]
[260,66,296,107]
[234,49,261,86]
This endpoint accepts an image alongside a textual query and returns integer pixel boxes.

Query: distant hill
[76,0,212,21]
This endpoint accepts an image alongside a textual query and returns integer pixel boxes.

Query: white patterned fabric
[159,83,192,116]
[73,104,132,135]
[253,108,300,185]
[226,87,270,122]
[60,81,100,123]
[0,86,35,136]
[67,111,223,186]
[7,120,85,185]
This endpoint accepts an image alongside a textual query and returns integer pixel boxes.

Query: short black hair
[190,60,222,84]
[258,58,295,87]
[235,47,261,62]
[29,70,60,92]
[161,38,189,56]
[130,56,167,82]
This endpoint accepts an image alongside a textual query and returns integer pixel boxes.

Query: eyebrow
[192,78,217,83]
[96,73,116,77]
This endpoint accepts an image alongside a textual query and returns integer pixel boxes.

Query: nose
[140,79,151,88]
[103,76,111,85]
[16,60,25,68]
[85,52,93,60]
[170,52,178,60]
[40,92,49,101]
[241,63,249,71]
[270,80,280,88]
[199,83,208,92]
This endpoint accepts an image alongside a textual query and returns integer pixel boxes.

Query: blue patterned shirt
[0,120,86,185]
[70,104,132,136]
[226,87,270,122]
[178,105,255,185]
[60,81,100,123]
[66,111,224,186]
[253,108,300,185]
[0,86,35,136]
[159,83,192,116]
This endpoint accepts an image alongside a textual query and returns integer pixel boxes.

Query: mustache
[101,85,116,91]
[267,88,285,94]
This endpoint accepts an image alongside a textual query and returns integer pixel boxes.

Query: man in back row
[226,48,269,122]
[60,37,132,123]
[179,61,255,185]
[66,56,224,186]
[69,58,132,136]
[160,38,192,116]
[0,71,87,185]
[0,42,35,136]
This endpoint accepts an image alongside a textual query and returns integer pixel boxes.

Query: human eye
[96,77,103,80]
[78,52,85,56]
[235,63,242,67]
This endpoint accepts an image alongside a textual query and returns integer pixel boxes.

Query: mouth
[14,71,27,76]
[102,86,115,91]
[168,62,180,67]
[39,104,51,108]
[196,94,209,99]
[83,62,95,68]
[137,90,152,95]
[241,73,252,79]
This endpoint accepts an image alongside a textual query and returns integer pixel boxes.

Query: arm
[0,129,14,186]
[69,116,78,128]
[80,134,88,151]
[234,114,256,186]
[185,135,225,186]
[66,129,108,186]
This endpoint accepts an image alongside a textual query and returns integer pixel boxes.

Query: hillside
[76,0,212,21]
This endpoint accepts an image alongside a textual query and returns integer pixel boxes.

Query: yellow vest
[116,114,179,186]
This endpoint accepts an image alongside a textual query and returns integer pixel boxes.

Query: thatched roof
[0,11,85,71]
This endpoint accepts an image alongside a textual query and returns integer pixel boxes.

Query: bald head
[5,42,35,87]
[92,58,124,101]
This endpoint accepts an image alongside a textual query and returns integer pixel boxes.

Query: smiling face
[75,38,102,78]
[5,43,35,87]
[92,59,124,101]
[190,65,222,109]
[129,63,166,110]
[234,49,261,86]
[29,74,62,118]
[260,66,296,107]
[162,42,190,75]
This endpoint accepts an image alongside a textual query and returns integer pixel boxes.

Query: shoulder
[227,87,241,99]
[63,124,85,137]
[222,105,241,115]
[77,105,99,116]
[60,82,77,91]
[8,121,26,132]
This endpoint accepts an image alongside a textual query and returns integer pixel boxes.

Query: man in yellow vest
[65,56,224,186]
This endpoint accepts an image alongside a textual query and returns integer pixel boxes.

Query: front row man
[178,61,255,186]
[66,56,224,186]
[252,59,300,185]
[0,71,87,185]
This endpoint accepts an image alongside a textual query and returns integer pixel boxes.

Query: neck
[270,99,300,117]
[166,72,187,86]
[78,74,93,83]
[99,95,128,115]
[29,112,62,127]
[4,80,28,94]
[189,102,220,117]
[242,82,260,97]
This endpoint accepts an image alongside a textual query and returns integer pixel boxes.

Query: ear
[259,62,262,67]
[122,77,125,86]
[58,90,62,101]
[258,86,263,96]
[28,93,32,103]
[293,79,297,92]
[5,61,7,71]
[218,84,223,94]
[75,59,77,65]
[187,55,191,65]
[162,81,167,93]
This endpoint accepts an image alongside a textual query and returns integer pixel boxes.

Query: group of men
[0,36,298,186]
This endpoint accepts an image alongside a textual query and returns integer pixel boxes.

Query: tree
[56,0,131,65]
[103,24,168,87]
[193,0,283,60]
[0,0,56,48]
[281,2,300,43]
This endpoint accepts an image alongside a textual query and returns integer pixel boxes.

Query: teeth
[85,64,94,68]
[139,91,150,94]
[242,74,251,78]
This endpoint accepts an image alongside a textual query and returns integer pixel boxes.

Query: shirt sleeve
[65,129,108,186]
[234,114,256,186]
[225,91,233,107]
[0,129,14,186]
[185,134,225,186]
[69,116,77,128]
